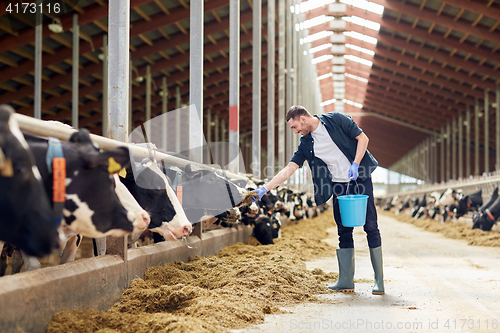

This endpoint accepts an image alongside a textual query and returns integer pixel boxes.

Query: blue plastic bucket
[338,195,369,227]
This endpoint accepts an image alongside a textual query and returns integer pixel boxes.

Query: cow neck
[46,137,66,225]
[221,169,236,208]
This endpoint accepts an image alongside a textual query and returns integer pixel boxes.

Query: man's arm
[263,162,299,192]
[353,132,369,164]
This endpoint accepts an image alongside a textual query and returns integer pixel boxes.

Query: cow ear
[232,179,247,188]
[0,147,13,177]
[69,128,93,144]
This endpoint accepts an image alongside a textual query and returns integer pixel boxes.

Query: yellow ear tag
[108,157,122,174]
[118,167,127,178]
[0,159,13,177]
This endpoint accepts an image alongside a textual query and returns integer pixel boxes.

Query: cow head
[122,158,192,241]
[182,164,246,215]
[0,105,58,256]
[454,189,483,218]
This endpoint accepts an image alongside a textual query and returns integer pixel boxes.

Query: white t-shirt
[310,121,351,182]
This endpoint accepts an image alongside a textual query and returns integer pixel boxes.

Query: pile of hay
[47,211,338,333]
[382,211,500,247]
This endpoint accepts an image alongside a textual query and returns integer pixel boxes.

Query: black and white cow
[472,187,499,230]
[454,189,483,219]
[178,164,247,224]
[121,157,192,241]
[471,193,500,231]
[0,105,58,257]
[25,129,136,239]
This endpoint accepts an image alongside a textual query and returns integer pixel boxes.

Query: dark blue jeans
[332,177,381,249]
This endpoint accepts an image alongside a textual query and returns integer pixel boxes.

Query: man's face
[288,116,313,136]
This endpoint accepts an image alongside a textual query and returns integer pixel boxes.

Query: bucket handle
[346,180,361,196]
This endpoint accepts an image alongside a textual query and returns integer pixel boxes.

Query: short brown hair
[286,105,310,122]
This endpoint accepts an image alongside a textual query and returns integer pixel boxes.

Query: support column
[252,0,262,177]
[229,0,240,172]
[286,0,293,163]
[221,119,227,167]
[102,34,108,136]
[278,0,285,168]
[267,0,275,177]
[497,85,500,172]
[34,0,42,119]
[466,106,471,177]
[190,0,204,164]
[106,0,130,264]
[475,99,480,175]
[440,126,445,183]
[129,59,133,133]
[175,86,181,153]
[485,92,490,174]
[72,14,79,128]
[452,118,456,180]
[145,65,151,135]
[206,110,211,164]
[214,113,220,166]
[458,112,463,179]
[446,123,451,181]
[162,77,168,151]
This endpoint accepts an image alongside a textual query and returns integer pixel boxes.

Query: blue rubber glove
[348,163,359,181]
[251,187,268,202]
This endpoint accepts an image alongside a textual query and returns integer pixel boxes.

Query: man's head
[286,105,315,136]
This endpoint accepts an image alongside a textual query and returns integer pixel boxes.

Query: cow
[240,202,280,245]
[0,105,59,257]
[471,193,500,231]
[177,163,247,224]
[454,189,483,219]
[411,194,426,218]
[121,157,192,241]
[472,187,499,230]
[4,130,141,272]
[25,129,136,238]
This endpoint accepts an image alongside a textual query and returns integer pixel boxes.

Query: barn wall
[0,225,253,333]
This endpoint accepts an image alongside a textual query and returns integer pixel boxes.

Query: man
[252,105,383,295]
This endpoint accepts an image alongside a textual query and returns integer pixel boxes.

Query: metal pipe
[475,99,480,175]
[190,0,204,165]
[145,65,151,135]
[446,122,451,181]
[497,85,500,172]
[267,0,275,177]
[458,113,463,179]
[72,14,79,129]
[14,113,247,180]
[466,106,471,177]
[107,0,130,142]
[252,0,262,177]
[106,0,130,263]
[440,126,445,183]
[452,118,456,180]
[175,86,181,153]
[278,0,285,168]
[485,92,489,174]
[102,34,108,137]
[286,0,293,163]
[34,0,42,119]
[221,118,227,167]
[162,77,168,151]
[214,113,220,165]
[129,59,133,134]
[206,109,211,164]
[229,0,240,173]
[293,0,298,107]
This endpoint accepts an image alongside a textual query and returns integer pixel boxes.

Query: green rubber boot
[327,248,355,292]
[370,246,385,295]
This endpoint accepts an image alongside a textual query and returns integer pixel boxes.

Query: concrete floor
[232,213,500,333]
